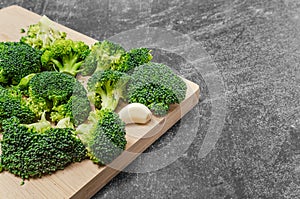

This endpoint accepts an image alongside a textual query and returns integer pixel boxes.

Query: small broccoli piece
[76,109,127,165]
[41,39,90,76]
[81,40,126,75]
[0,42,42,85]
[28,71,77,107]
[24,71,90,125]
[112,47,152,73]
[126,62,187,116]
[0,85,36,127]
[87,70,129,111]
[16,73,51,116]
[80,42,152,75]
[50,95,91,126]
[0,116,87,181]
[20,15,67,50]
[80,40,126,76]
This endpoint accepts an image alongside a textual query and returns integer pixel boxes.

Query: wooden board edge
[0,5,96,45]
[70,82,200,199]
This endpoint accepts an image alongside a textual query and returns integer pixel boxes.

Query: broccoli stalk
[41,39,90,76]
[76,109,127,165]
[56,117,74,129]
[24,111,51,133]
[53,55,81,75]
[87,70,129,111]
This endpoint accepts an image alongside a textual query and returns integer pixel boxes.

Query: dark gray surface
[1,0,300,198]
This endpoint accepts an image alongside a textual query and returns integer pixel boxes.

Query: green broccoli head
[80,40,126,76]
[87,69,129,111]
[0,85,36,127]
[20,15,67,50]
[112,47,152,73]
[23,71,90,125]
[28,71,76,107]
[41,39,90,76]
[126,62,187,116]
[0,42,42,85]
[77,109,127,165]
[0,116,87,180]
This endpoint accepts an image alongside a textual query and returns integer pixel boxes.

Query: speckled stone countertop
[1,0,300,198]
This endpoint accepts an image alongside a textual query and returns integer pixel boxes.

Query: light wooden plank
[0,5,200,199]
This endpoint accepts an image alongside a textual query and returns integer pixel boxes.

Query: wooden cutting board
[0,5,200,199]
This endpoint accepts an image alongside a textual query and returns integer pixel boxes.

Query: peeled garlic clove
[118,103,152,124]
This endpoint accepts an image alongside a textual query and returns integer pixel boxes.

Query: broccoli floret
[80,40,126,76]
[24,96,52,119]
[0,42,42,85]
[41,39,90,76]
[28,71,75,107]
[87,70,129,111]
[20,15,67,50]
[50,95,91,126]
[20,71,90,125]
[0,116,87,181]
[126,62,187,116]
[76,109,127,165]
[0,85,36,127]
[80,41,152,75]
[112,47,152,73]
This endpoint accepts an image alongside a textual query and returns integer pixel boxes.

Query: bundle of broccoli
[0,15,188,182]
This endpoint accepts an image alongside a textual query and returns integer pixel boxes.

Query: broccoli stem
[60,55,82,76]
[24,112,51,133]
[50,58,63,70]
[100,82,118,110]
[49,55,83,76]
[101,92,118,111]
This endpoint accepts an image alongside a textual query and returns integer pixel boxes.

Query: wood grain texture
[0,5,200,199]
